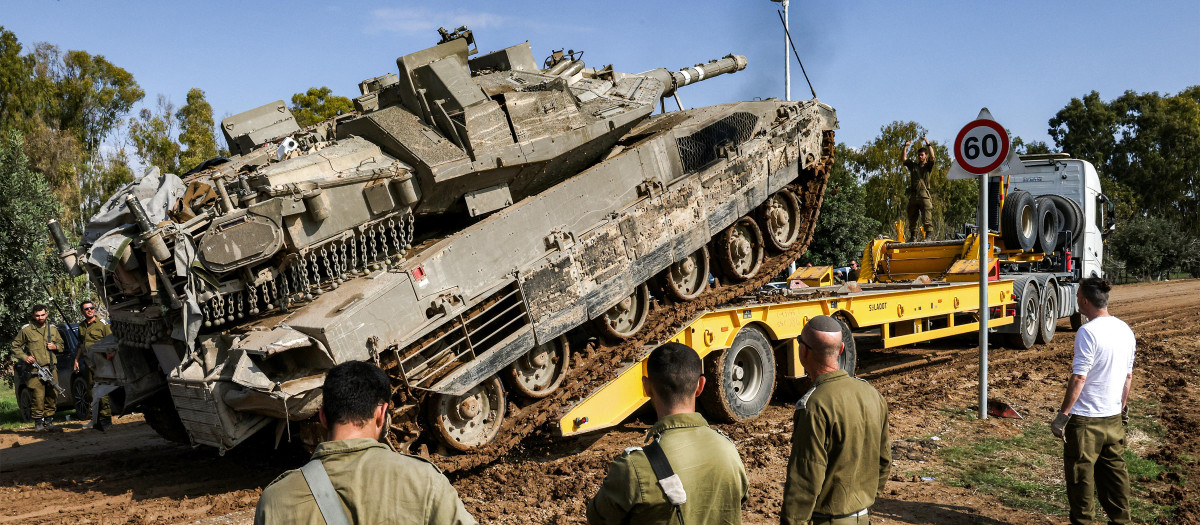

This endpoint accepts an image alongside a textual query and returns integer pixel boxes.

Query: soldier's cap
[804,315,841,334]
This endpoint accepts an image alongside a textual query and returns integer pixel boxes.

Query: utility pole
[772,0,791,101]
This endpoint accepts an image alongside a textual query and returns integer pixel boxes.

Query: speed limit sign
[954,119,1010,174]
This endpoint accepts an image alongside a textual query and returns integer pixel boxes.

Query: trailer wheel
[594,284,651,341]
[758,190,802,252]
[1037,283,1058,344]
[714,217,765,282]
[1000,190,1036,252]
[430,376,506,452]
[72,375,93,420]
[17,387,33,423]
[504,336,570,399]
[700,325,776,422]
[1006,281,1040,349]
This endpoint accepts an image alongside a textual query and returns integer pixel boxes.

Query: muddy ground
[2,279,1195,524]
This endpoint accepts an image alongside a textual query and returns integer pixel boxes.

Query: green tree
[854,121,977,239]
[290,86,353,127]
[0,131,65,378]
[43,46,144,154]
[176,87,218,173]
[1012,136,1053,155]
[79,147,135,221]
[128,95,180,173]
[0,27,38,132]
[801,143,881,266]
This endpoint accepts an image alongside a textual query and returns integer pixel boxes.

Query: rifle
[31,361,68,398]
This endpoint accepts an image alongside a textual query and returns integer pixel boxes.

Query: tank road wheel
[657,247,710,302]
[758,190,802,252]
[504,336,570,399]
[430,376,506,452]
[72,375,93,420]
[594,284,651,340]
[715,217,765,282]
[1037,283,1059,344]
[700,325,776,423]
[1006,281,1040,350]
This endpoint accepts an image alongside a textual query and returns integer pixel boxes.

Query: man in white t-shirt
[1051,277,1133,525]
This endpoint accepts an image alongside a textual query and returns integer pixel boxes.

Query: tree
[801,143,881,266]
[40,46,144,154]
[290,87,353,127]
[176,88,219,173]
[1012,136,1053,155]
[128,95,181,174]
[853,121,977,239]
[0,131,65,379]
[0,27,38,132]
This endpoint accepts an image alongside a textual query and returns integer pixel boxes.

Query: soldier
[782,315,890,525]
[255,361,476,525]
[902,136,936,241]
[587,342,748,524]
[75,300,114,430]
[1051,277,1134,524]
[12,304,65,432]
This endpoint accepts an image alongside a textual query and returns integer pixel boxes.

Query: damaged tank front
[63,26,837,455]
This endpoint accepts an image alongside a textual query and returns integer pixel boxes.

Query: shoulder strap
[642,438,687,524]
[300,459,351,525]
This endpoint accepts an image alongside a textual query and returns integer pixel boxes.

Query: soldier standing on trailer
[11,304,64,432]
[782,315,890,525]
[1051,277,1134,525]
[75,300,113,430]
[902,136,936,241]
[587,342,749,524]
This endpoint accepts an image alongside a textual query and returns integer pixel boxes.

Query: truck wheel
[657,247,709,301]
[17,388,33,423]
[715,217,764,282]
[504,336,569,399]
[1070,312,1086,331]
[758,190,802,252]
[594,284,651,340]
[1000,190,1036,252]
[1033,197,1062,254]
[72,376,93,420]
[1006,281,1040,349]
[700,325,775,422]
[430,376,506,452]
[1037,284,1058,344]
[1045,194,1083,248]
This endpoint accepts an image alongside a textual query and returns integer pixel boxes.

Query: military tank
[58,27,837,457]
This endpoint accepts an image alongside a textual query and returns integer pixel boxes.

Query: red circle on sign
[954,119,1010,175]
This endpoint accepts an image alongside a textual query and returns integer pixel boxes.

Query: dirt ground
[2,279,1195,524]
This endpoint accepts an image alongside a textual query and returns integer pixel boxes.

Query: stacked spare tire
[999,190,1083,254]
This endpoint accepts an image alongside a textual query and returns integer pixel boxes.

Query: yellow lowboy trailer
[557,278,1015,437]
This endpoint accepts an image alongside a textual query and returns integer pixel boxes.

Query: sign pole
[979,172,989,420]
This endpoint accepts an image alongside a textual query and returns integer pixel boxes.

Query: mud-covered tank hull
[66,28,837,457]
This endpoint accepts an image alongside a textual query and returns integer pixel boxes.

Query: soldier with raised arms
[782,315,891,524]
[12,304,64,432]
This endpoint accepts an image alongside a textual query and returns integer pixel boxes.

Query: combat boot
[43,417,55,431]
[34,419,45,432]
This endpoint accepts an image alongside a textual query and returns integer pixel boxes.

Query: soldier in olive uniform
[75,300,114,430]
[12,304,65,432]
[587,342,748,524]
[255,361,476,525]
[782,316,890,525]
[902,137,936,241]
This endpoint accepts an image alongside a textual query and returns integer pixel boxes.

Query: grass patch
[0,382,77,430]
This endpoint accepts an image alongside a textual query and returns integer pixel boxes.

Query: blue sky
[4,0,1198,151]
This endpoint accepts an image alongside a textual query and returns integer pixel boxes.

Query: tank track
[386,131,835,472]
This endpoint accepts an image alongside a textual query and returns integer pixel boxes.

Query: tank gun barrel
[644,54,748,98]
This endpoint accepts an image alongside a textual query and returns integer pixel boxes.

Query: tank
[60,27,838,456]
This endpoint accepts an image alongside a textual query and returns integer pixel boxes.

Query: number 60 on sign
[953,119,1010,175]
